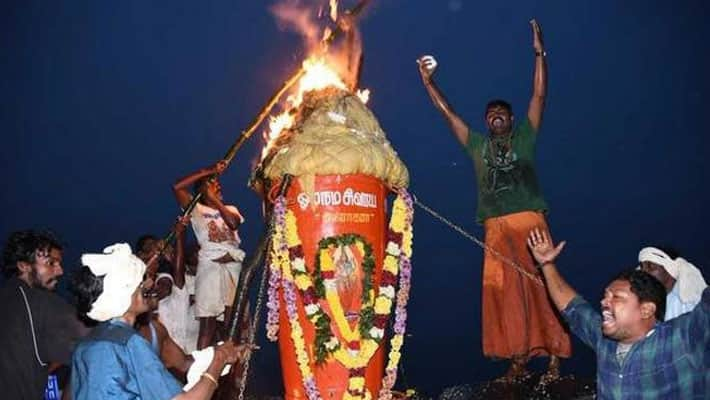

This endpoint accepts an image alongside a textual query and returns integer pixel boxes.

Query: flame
[330,0,339,22]
[261,56,369,159]
[260,1,370,161]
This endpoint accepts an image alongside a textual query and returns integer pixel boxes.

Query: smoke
[270,0,322,50]
[269,0,364,90]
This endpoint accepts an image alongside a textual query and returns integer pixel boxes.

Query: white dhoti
[189,202,246,319]
[194,257,242,319]
[158,277,200,353]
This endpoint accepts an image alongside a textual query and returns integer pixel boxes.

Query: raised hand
[527,227,565,266]
[530,19,544,52]
[174,215,190,235]
[214,341,258,365]
[212,160,228,175]
[417,55,438,81]
[160,240,175,262]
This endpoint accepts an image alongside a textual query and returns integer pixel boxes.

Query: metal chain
[411,194,544,287]
[236,248,271,400]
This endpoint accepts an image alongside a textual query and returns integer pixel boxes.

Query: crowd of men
[0,159,250,399]
[1,224,707,399]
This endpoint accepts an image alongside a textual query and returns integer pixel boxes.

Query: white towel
[81,243,146,322]
[183,344,232,391]
[639,247,707,304]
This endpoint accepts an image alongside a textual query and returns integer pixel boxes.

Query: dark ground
[227,374,596,400]
[437,374,595,400]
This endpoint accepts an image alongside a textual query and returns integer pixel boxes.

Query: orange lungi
[481,211,571,359]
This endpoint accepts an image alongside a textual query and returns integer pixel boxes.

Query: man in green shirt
[417,20,571,382]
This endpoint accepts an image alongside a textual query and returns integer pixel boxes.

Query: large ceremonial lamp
[254,53,412,400]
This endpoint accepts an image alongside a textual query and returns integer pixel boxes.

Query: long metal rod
[227,175,292,340]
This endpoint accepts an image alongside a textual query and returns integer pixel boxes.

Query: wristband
[535,50,547,57]
[201,372,219,388]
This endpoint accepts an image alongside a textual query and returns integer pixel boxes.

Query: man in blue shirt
[71,243,245,400]
[527,228,708,399]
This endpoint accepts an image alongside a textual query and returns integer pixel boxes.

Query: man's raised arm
[527,19,547,132]
[417,55,470,146]
[527,228,577,311]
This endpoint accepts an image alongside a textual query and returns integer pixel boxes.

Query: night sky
[2,0,709,396]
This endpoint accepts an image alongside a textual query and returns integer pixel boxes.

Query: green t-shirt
[464,118,548,223]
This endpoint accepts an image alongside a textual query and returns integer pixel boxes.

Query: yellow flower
[374,296,393,314]
[320,250,335,271]
[299,364,312,379]
[282,264,294,280]
[390,213,405,233]
[355,241,365,255]
[334,349,356,368]
[285,213,301,246]
[360,340,378,358]
[297,352,309,365]
[386,358,397,371]
[295,274,311,290]
[383,255,398,274]
[388,350,401,365]
[293,335,306,349]
[390,334,404,349]
[291,323,304,338]
[349,377,365,390]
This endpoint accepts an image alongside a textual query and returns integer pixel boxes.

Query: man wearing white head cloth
[639,246,708,321]
[71,243,247,400]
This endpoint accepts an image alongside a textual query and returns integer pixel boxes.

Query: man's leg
[197,316,217,350]
[538,355,561,384]
[194,260,224,349]
[503,354,531,382]
[216,306,234,342]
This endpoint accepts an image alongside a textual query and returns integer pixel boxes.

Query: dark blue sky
[2,0,709,395]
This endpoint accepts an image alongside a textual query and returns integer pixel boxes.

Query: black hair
[485,99,513,116]
[72,266,105,316]
[135,234,158,254]
[193,177,217,205]
[2,230,63,277]
[612,269,667,321]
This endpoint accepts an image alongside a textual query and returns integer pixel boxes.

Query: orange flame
[261,55,370,159]
[260,1,370,161]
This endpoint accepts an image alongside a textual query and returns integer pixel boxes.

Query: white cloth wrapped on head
[81,243,146,322]
[638,247,707,304]
[183,344,232,391]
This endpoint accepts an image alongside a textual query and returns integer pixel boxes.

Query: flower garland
[265,196,286,341]
[378,190,413,400]
[267,188,414,400]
